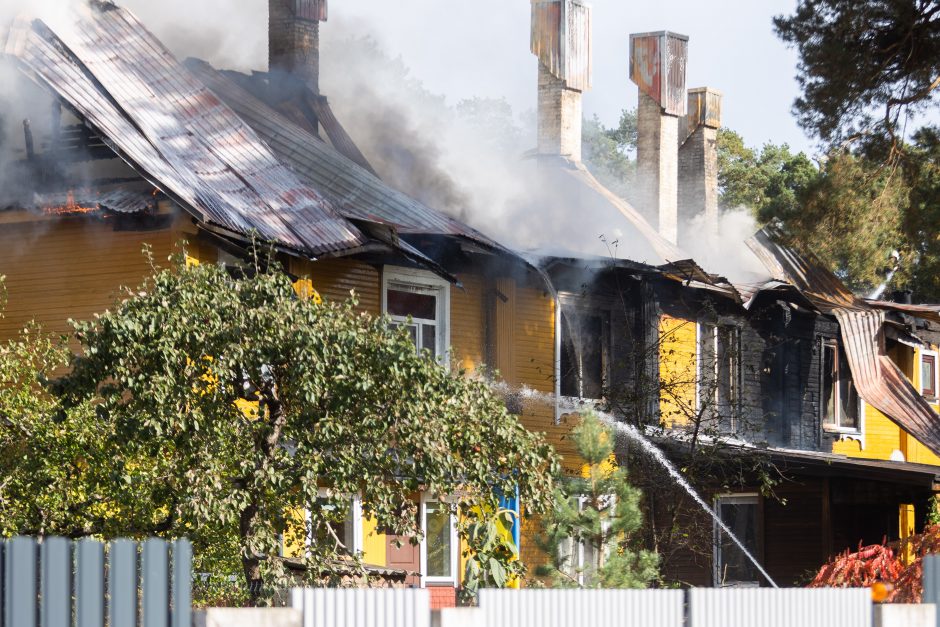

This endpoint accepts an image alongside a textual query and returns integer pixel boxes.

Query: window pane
[822,343,837,424]
[838,349,859,429]
[718,500,759,584]
[425,502,452,578]
[923,356,935,396]
[422,324,437,358]
[560,311,605,399]
[387,288,437,320]
[314,497,355,554]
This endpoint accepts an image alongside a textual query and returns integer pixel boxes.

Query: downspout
[532,264,562,424]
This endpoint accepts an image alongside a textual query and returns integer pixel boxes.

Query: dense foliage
[0,254,558,603]
[775,0,940,148]
[536,413,658,588]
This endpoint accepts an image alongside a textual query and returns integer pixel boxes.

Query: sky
[325,0,812,155]
[117,0,812,157]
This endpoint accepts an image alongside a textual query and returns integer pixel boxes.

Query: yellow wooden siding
[0,218,178,341]
[659,314,697,428]
[451,274,485,375]
[361,515,387,567]
[289,258,381,315]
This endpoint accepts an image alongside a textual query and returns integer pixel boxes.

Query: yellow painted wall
[289,257,381,315]
[451,274,485,375]
[659,314,698,428]
[361,515,387,567]
[0,215,181,342]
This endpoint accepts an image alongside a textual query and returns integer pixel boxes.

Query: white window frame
[820,338,863,436]
[696,322,741,431]
[382,267,451,367]
[713,492,761,588]
[920,349,939,401]
[558,494,614,587]
[419,495,459,586]
[306,488,363,557]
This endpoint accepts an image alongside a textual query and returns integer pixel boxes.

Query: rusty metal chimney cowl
[630,31,688,245]
[269,0,327,96]
[531,0,592,163]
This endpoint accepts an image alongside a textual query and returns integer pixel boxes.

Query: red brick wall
[428,586,456,610]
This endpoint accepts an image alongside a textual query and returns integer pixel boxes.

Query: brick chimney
[678,87,722,243]
[629,31,688,245]
[531,0,592,162]
[269,0,327,95]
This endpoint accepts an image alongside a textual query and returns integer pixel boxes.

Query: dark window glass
[838,348,860,429]
[425,501,452,578]
[718,498,759,585]
[561,310,608,399]
[823,342,837,424]
[387,289,437,320]
[313,497,355,555]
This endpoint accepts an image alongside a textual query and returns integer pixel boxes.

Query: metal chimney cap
[629,30,689,42]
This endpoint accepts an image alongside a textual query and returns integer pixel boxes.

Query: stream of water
[501,384,779,588]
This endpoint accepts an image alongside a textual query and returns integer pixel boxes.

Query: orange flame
[42,190,100,215]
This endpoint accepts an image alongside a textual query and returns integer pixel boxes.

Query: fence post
[924,554,940,627]
[5,537,37,627]
[40,538,70,627]
[142,538,169,627]
[109,540,138,627]
[171,539,192,627]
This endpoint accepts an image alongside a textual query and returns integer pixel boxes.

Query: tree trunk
[240,502,263,606]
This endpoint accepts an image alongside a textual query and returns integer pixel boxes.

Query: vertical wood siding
[0,219,177,342]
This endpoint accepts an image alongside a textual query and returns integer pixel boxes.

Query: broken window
[560,307,611,400]
[822,339,860,431]
[714,494,761,587]
[383,268,450,364]
[921,353,937,400]
[699,323,740,432]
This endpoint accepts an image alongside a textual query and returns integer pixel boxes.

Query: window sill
[823,425,865,447]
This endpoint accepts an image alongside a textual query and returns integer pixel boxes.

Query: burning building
[0,0,939,597]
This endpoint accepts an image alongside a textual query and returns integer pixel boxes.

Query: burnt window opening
[699,323,741,433]
[821,338,860,432]
[560,307,611,400]
[714,494,762,587]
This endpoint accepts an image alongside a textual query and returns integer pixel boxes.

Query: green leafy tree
[775,0,940,148]
[458,506,522,602]
[1,250,558,603]
[582,110,638,201]
[536,413,658,588]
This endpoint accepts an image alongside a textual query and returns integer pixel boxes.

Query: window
[309,490,362,556]
[421,498,458,584]
[714,494,761,587]
[821,339,860,431]
[560,306,611,400]
[698,323,740,432]
[557,495,613,586]
[921,352,937,400]
[382,268,450,364]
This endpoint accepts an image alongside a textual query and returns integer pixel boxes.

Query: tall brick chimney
[269,0,327,95]
[678,87,722,243]
[531,0,592,162]
[629,31,688,245]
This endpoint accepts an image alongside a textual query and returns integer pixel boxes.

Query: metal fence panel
[171,539,192,627]
[40,537,70,627]
[142,539,169,627]
[5,537,37,627]
[76,539,105,627]
[109,540,138,627]
[688,587,872,627]
[478,589,685,627]
[291,588,431,627]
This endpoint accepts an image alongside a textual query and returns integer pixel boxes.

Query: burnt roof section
[184,59,503,250]
[4,2,368,258]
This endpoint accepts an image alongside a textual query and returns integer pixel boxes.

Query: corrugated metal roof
[866,300,940,324]
[748,228,940,457]
[530,0,592,91]
[184,59,502,248]
[16,189,154,214]
[5,2,366,258]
